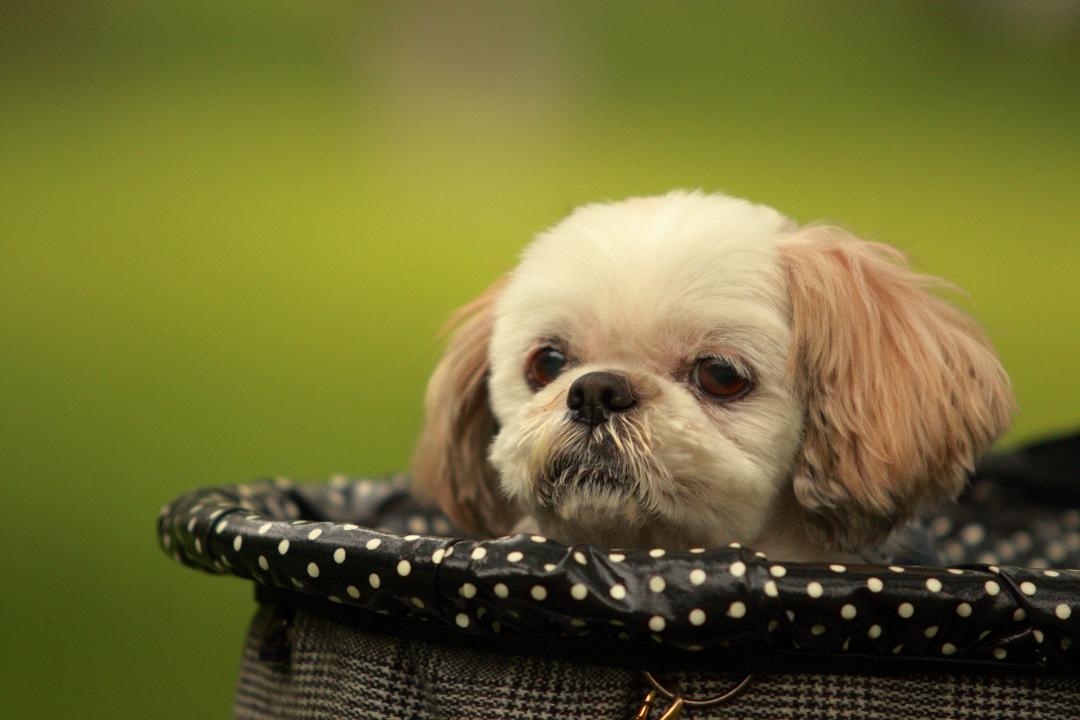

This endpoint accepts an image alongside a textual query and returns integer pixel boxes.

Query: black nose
[566,371,636,427]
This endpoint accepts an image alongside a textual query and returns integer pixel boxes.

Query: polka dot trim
[159,474,1080,669]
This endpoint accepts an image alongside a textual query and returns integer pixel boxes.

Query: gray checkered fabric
[235,609,1080,720]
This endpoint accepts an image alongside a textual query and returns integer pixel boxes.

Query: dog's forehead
[498,192,794,359]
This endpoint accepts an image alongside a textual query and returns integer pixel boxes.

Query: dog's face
[413,192,1013,558]
[487,195,802,549]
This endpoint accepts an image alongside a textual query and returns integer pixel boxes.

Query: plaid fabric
[235,609,1080,720]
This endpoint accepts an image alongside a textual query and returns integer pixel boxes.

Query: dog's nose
[566,371,636,427]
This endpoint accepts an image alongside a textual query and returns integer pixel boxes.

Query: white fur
[488,191,808,554]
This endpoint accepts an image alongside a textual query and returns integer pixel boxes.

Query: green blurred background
[2,1,1079,716]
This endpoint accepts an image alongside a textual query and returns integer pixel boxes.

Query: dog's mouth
[534,427,639,508]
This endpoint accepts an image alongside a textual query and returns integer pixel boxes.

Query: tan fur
[780,226,1015,551]
[411,278,518,536]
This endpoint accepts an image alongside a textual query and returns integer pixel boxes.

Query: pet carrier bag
[159,432,1080,719]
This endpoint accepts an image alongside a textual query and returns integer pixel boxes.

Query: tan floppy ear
[780,226,1014,551]
[411,279,518,537]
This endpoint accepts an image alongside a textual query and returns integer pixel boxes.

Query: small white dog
[413,191,1013,561]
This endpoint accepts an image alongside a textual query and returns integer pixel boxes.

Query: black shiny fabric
[159,434,1080,671]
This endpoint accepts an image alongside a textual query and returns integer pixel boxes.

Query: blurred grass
[1,1,1078,716]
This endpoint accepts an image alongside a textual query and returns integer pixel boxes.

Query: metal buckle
[636,670,753,718]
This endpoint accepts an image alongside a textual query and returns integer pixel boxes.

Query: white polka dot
[307,528,321,540]
[459,583,477,599]
[543,563,556,572]
[829,564,847,573]
[649,548,665,558]
[769,565,787,578]
[947,568,964,575]
[1034,629,1045,643]
[365,538,381,550]
[888,565,905,573]
[898,602,914,618]
[274,539,288,555]
[993,648,1007,660]
[494,583,509,599]
[609,584,627,600]
[507,551,524,563]
[1056,603,1072,620]
[867,577,884,592]
[571,583,588,600]
[491,621,501,634]
[455,613,470,628]
[764,580,779,597]
[985,580,1000,596]
[530,585,547,601]
[689,609,706,626]
[689,547,706,553]
[569,618,585,627]
[346,585,360,599]
[892,644,905,655]
[410,597,424,609]
[368,573,381,588]
[648,576,666,593]
[1044,570,1061,578]
[648,615,666,632]
[258,522,272,535]
[397,559,411,576]
[841,604,857,620]
[215,520,228,534]
[727,601,746,619]
[768,620,780,633]
[471,547,487,560]
[328,596,341,604]
[1063,638,1074,650]
[342,524,359,531]
[729,561,746,577]
[924,625,939,638]
[1020,581,1037,596]
[403,534,419,542]
[807,582,823,598]
[957,602,973,617]
[609,552,625,562]
[333,548,345,564]
[989,565,1000,574]
[942,643,957,656]
[573,551,587,565]
[1014,608,1027,622]
[307,562,319,578]
[785,610,796,622]
[926,578,942,593]
[530,535,547,543]
[979,630,991,641]
[811,624,826,636]
[960,523,985,545]
[258,555,269,571]
[689,569,707,586]
[432,548,445,565]
[868,624,882,639]
[194,539,202,554]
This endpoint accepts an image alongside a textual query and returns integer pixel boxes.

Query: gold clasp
[636,670,753,717]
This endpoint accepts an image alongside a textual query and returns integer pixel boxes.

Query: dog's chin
[521,464,692,548]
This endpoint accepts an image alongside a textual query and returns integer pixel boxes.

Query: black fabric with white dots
[159,434,1080,670]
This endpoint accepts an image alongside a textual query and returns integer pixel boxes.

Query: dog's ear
[411,278,517,537]
[779,226,1014,551]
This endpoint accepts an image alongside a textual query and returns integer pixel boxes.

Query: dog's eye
[693,357,751,400]
[526,347,567,389]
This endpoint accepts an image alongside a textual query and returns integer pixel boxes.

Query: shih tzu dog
[412,191,1013,561]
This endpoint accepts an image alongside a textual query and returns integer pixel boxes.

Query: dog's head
[413,192,1013,555]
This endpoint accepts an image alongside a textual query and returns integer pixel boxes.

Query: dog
[411,191,1013,561]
